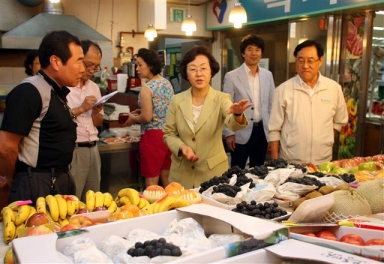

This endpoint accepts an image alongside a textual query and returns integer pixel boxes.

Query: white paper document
[93,90,119,107]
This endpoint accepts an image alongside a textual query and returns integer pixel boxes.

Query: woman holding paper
[123,48,174,188]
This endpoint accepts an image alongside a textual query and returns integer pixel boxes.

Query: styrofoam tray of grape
[231,201,292,222]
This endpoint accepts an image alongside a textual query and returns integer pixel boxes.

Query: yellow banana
[3,220,16,243]
[15,205,30,226]
[46,195,59,221]
[117,188,130,197]
[58,218,69,227]
[103,192,113,207]
[68,195,80,213]
[107,201,117,213]
[2,207,15,223]
[94,191,104,208]
[126,189,140,205]
[142,204,154,215]
[27,206,37,219]
[119,196,131,206]
[85,190,95,211]
[36,196,46,214]
[7,200,24,211]
[138,197,150,209]
[55,195,68,220]
[15,223,25,238]
[78,201,86,210]
[45,210,54,222]
[66,199,76,216]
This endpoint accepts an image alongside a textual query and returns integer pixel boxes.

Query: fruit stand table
[98,141,140,196]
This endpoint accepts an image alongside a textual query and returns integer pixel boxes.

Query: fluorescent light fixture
[374,27,384,31]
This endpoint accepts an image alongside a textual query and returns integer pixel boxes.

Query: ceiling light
[228,2,247,28]
[182,15,197,36]
[49,0,60,3]
[144,24,157,41]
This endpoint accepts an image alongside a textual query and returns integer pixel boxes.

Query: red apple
[77,208,89,214]
[302,232,316,237]
[340,234,365,246]
[60,223,80,232]
[365,239,384,246]
[25,212,50,227]
[69,215,93,227]
[315,230,338,241]
[27,224,54,236]
[92,206,107,212]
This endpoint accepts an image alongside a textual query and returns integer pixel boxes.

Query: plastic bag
[264,168,296,187]
[245,180,276,202]
[275,182,318,201]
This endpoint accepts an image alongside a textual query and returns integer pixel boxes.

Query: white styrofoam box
[290,225,384,261]
[12,204,289,263]
[211,239,382,264]
[126,124,141,137]
[103,103,130,121]
[109,127,129,138]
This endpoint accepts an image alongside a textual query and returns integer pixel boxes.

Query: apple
[25,212,50,227]
[60,223,80,232]
[315,230,338,241]
[4,247,14,264]
[69,215,93,227]
[365,239,384,246]
[27,224,54,236]
[358,161,379,171]
[318,162,336,173]
[92,206,107,212]
[302,232,316,237]
[340,234,365,246]
[77,208,89,214]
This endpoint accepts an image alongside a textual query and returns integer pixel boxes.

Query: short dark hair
[136,48,162,75]
[81,40,102,57]
[179,45,220,80]
[294,40,324,58]
[24,50,39,76]
[240,34,265,54]
[39,30,82,68]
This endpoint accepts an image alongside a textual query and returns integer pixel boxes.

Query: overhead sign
[207,0,384,30]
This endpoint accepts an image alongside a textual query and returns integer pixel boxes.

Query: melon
[323,190,371,223]
[356,179,384,214]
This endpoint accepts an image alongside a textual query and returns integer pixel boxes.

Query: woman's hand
[180,145,199,162]
[227,99,252,115]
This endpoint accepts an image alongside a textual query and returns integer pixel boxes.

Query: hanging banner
[207,0,383,30]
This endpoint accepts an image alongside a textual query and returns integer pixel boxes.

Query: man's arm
[269,140,280,160]
[0,131,22,188]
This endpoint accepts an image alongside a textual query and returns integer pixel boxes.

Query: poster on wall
[339,14,365,159]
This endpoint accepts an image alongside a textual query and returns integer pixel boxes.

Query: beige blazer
[164,86,248,189]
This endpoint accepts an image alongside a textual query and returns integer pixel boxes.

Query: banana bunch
[116,188,149,209]
[1,201,36,243]
[143,196,190,214]
[85,190,116,213]
[43,194,81,222]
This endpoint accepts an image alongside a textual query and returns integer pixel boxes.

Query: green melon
[356,179,384,214]
[323,190,371,223]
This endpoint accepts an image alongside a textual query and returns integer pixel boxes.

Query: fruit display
[231,201,288,220]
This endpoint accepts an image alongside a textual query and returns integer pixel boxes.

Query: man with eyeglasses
[66,40,104,201]
[268,40,348,166]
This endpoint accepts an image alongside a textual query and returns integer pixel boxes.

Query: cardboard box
[290,225,384,261]
[211,239,382,263]
[12,204,289,263]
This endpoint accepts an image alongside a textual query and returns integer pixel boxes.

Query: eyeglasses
[187,67,210,75]
[297,58,319,66]
[83,60,101,72]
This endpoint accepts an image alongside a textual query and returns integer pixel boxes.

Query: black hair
[240,34,265,54]
[294,40,324,58]
[136,48,162,75]
[179,45,220,80]
[24,50,39,76]
[81,40,102,57]
[39,30,82,68]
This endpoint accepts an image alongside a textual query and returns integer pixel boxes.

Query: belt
[253,121,263,126]
[76,141,97,148]
[16,161,69,173]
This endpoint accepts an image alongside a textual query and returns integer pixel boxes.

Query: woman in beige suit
[163,46,251,189]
